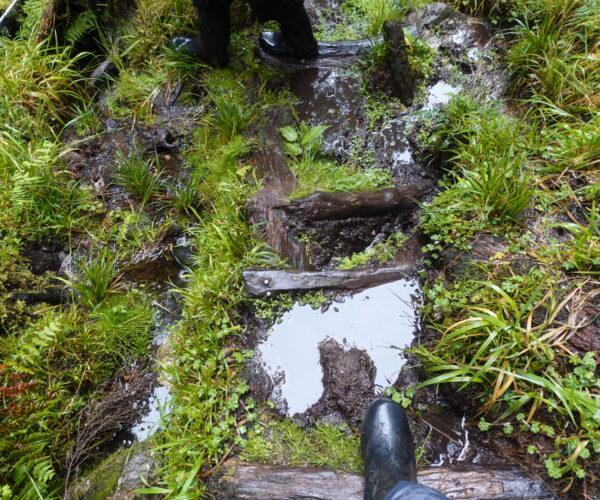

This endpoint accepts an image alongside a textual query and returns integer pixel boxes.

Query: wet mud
[252,280,420,418]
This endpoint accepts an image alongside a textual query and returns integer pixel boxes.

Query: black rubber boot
[361,399,417,500]
[256,0,318,58]
[171,0,231,67]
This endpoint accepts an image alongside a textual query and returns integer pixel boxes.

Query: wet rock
[23,243,65,275]
[140,127,178,153]
[383,20,415,105]
[67,448,129,500]
[404,2,463,38]
[306,338,375,425]
[67,446,158,500]
[113,448,158,500]
[171,236,196,268]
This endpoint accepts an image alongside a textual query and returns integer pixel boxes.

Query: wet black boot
[257,0,318,58]
[171,1,231,67]
[361,399,417,500]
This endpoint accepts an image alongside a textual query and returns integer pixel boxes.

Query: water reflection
[257,280,420,415]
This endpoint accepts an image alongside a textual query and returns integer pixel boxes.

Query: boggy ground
[0,0,597,499]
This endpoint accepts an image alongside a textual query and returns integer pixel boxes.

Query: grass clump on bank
[413,0,599,488]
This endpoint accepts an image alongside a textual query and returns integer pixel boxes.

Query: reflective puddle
[423,81,461,110]
[130,385,171,441]
[257,280,420,415]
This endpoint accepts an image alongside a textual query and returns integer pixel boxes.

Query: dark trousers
[192,0,317,54]
[384,480,450,500]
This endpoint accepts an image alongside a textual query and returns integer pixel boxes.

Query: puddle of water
[423,411,471,466]
[290,67,362,155]
[257,279,419,415]
[130,385,172,441]
[423,81,461,110]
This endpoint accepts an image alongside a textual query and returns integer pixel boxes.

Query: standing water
[257,280,420,415]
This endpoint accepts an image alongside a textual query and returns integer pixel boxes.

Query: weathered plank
[242,266,412,296]
[218,460,555,500]
[279,187,426,221]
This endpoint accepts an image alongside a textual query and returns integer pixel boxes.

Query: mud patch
[254,279,420,420]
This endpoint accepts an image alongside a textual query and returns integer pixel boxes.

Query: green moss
[241,419,363,473]
[337,232,409,269]
[0,235,40,334]
[70,449,128,500]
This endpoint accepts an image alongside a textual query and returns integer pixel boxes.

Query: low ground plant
[113,148,164,206]
[280,124,392,198]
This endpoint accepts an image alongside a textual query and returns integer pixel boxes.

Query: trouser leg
[383,480,450,500]
[251,0,318,56]
[189,0,233,66]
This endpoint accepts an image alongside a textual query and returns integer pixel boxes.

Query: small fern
[65,9,98,45]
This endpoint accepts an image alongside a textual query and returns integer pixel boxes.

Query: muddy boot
[361,399,417,500]
[171,1,231,67]
[257,0,318,58]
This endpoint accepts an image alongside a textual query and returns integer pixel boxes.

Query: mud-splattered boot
[361,398,417,500]
[171,1,231,67]
[257,0,318,58]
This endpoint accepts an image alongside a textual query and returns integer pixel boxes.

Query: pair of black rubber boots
[172,0,318,67]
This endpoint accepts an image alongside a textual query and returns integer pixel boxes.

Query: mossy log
[279,187,426,222]
[217,460,555,500]
[242,266,412,296]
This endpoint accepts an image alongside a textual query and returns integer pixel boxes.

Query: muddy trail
[26,2,563,498]
[225,3,554,499]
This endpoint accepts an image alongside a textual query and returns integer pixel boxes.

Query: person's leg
[361,399,449,500]
[383,481,449,500]
[251,0,318,58]
[171,0,232,67]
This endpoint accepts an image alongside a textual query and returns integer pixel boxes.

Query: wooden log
[280,187,426,222]
[242,266,412,296]
[217,460,555,500]
[37,0,63,41]
[383,19,415,105]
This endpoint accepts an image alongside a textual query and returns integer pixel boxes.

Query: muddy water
[130,385,171,440]
[257,280,419,416]
[290,67,363,157]
[422,81,460,110]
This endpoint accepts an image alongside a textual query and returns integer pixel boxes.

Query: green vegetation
[241,419,362,472]
[412,0,600,486]
[337,232,409,269]
[280,124,392,198]
[1,0,598,497]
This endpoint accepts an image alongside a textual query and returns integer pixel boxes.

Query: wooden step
[243,266,413,296]
[217,460,555,500]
